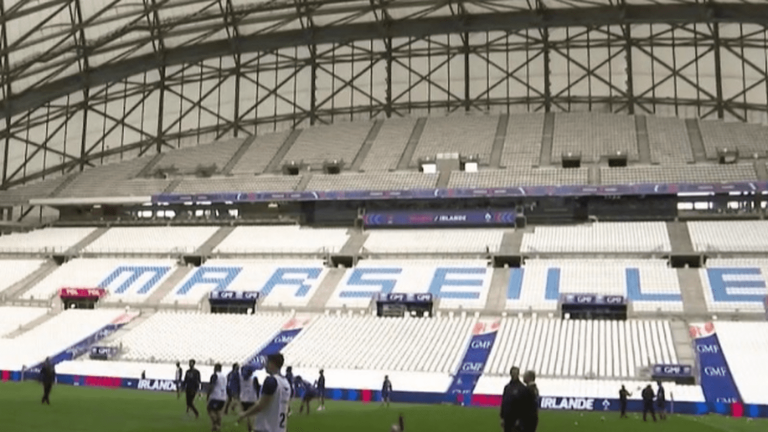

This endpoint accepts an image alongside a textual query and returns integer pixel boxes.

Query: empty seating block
[521,222,671,253]
[0,228,95,253]
[0,309,128,370]
[364,229,504,254]
[0,260,45,294]
[173,175,300,194]
[700,259,768,313]
[448,169,588,188]
[281,315,475,373]
[715,321,768,404]
[500,114,544,168]
[688,221,768,252]
[282,123,372,166]
[215,226,348,254]
[414,115,499,162]
[306,172,437,191]
[646,116,694,164]
[231,131,292,174]
[0,307,48,337]
[57,156,160,198]
[163,260,328,307]
[474,376,704,402]
[0,177,67,203]
[552,113,638,163]
[601,164,757,184]
[360,118,417,172]
[485,318,678,378]
[154,139,243,174]
[511,260,683,312]
[23,259,177,302]
[110,312,290,364]
[84,227,219,254]
[699,120,768,159]
[328,260,492,310]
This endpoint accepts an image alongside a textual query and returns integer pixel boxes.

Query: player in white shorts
[207,363,228,432]
[238,354,291,432]
[239,365,261,432]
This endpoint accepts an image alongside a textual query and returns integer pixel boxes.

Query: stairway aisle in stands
[676,269,709,317]
[4,308,63,338]
[67,227,110,255]
[635,115,652,164]
[195,226,236,255]
[5,261,60,301]
[146,267,194,305]
[306,268,347,311]
[669,320,697,375]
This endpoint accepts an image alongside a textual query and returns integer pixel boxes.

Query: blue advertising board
[363,210,515,227]
[652,364,694,379]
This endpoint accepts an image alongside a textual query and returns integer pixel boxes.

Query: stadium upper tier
[3,113,768,202]
[0,307,48,337]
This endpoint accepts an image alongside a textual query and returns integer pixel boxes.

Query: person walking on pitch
[238,354,291,432]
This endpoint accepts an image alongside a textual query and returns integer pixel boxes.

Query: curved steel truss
[3,1,768,188]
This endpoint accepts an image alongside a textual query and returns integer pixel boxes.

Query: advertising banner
[59,288,106,299]
[652,364,694,379]
[208,291,260,302]
[560,294,626,305]
[446,319,500,406]
[363,210,516,227]
[690,323,742,412]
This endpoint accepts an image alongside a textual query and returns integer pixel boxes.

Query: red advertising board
[59,288,106,299]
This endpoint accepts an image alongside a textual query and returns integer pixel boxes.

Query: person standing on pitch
[175,362,183,400]
[239,365,261,432]
[522,371,539,432]
[641,384,657,422]
[656,381,667,420]
[619,385,632,418]
[238,353,292,432]
[382,375,393,408]
[207,363,228,432]
[183,359,202,419]
[40,357,55,405]
[500,366,528,432]
[285,366,294,417]
[315,369,326,411]
[224,363,241,415]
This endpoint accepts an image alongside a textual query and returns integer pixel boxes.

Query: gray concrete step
[350,120,384,171]
[489,115,509,169]
[222,136,258,175]
[306,268,346,310]
[66,227,109,255]
[676,268,709,317]
[484,267,510,314]
[666,222,694,254]
[339,230,368,255]
[397,118,427,170]
[196,226,236,255]
[3,260,59,301]
[146,266,194,305]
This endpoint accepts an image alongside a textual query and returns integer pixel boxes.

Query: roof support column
[712,22,725,119]
[542,26,552,113]
[624,23,635,115]
[385,37,393,118]
[464,31,470,112]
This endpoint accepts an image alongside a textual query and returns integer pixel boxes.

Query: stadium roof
[3,0,768,117]
[3,0,768,192]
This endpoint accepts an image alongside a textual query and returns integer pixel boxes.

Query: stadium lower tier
[7,258,768,313]
[3,308,768,414]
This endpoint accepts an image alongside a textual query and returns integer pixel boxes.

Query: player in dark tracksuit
[382,375,393,407]
[183,359,202,419]
[619,385,632,418]
[656,381,667,420]
[316,370,326,411]
[285,366,294,417]
[500,367,531,432]
[522,371,539,432]
[40,357,55,405]
[642,385,657,422]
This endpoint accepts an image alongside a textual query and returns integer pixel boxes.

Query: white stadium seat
[22,259,178,303]
[699,258,768,313]
[0,228,95,253]
[84,227,219,254]
[0,260,45,294]
[0,309,128,370]
[485,317,678,378]
[714,321,768,404]
[521,222,671,253]
[111,311,291,364]
[364,229,504,254]
[0,307,48,337]
[511,260,683,312]
[214,226,349,254]
[281,314,475,373]
[688,221,768,252]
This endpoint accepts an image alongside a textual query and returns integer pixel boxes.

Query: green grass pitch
[1,382,766,432]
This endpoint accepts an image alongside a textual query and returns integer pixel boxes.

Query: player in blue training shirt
[224,363,241,415]
[285,366,294,417]
[382,375,393,407]
[295,376,316,415]
[315,370,326,411]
